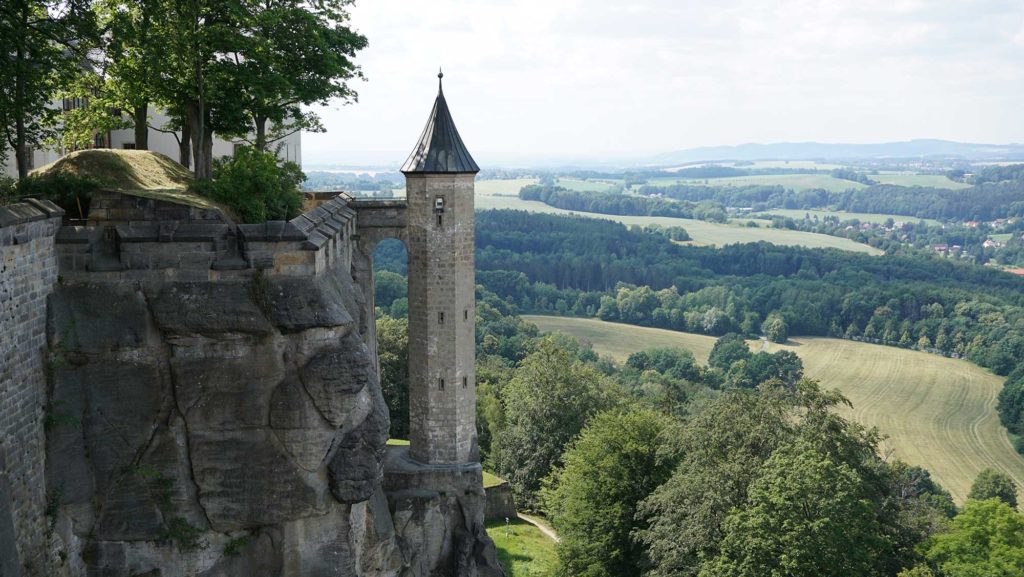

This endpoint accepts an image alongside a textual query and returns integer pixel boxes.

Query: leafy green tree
[708,333,751,371]
[968,468,1018,508]
[0,0,97,178]
[375,270,407,312]
[762,313,789,343]
[542,408,678,577]
[492,337,620,509]
[376,314,408,439]
[700,438,890,577]
[925,499,1024,576]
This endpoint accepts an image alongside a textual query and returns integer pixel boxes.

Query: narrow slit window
[438,378,445,390]
[464,309,469,321]
[437,214,443,227]
[438,311,445,324]
[462,376,468,388]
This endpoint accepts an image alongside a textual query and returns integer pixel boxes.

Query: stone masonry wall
[0,199,65,577]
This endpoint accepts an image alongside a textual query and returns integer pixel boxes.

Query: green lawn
[873,173,971,189]
[487,517,557,577]
[524,315,1024,504]
[474,183,882,255]
[483,470,506,489]
[763,209,941,227]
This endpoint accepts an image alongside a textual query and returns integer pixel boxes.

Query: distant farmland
[475,179,883,255]
[525,315,1024,504]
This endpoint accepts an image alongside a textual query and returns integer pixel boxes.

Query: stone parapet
[55,192,357,282]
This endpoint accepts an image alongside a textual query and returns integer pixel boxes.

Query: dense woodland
[376,268,1024,576]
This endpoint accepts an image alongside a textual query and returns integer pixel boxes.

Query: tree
[925,499,1024,576]
[491,337,619,509]
[968,468,1018,508]
[762,313,789,343]
[542,409,678,577]
[708,333,751,371]
[375,270,407,312]
[699,438,890,577]
[376,314,409,439]
[224,0,367,151]
[0,0,97,178]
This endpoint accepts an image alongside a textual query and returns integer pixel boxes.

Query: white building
[3,105,301,178]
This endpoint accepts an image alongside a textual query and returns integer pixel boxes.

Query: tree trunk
[187,100,211,180]
[254,115,266,151]
[133,103,149,149]
[202,107,214,175]
[179,121,191,169]
[14,124,30,180]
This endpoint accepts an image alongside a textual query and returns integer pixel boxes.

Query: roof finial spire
[438,67,444,93]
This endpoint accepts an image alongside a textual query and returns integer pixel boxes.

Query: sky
[304,0,1024,167]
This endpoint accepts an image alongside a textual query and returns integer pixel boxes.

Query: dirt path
[517,513,560,543]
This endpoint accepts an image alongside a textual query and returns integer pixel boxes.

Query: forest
[376,272,1023,577]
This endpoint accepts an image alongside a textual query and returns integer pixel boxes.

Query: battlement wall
[56,193,358,283]
[0,199,64,576]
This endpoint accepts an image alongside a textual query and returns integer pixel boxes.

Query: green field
[644,173,867,193]
[487,517,557,576]
[524,315,1024,503]
[873,173,971,189]
[763,209,941,226]
[556,177,621,192]
[476,180,882,255]
[525,315,718,363]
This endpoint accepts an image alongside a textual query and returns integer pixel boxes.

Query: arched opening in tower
[373,237,411,441]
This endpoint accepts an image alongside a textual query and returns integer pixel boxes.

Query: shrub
[0,176,17,206]
[195,147,304,223]
[12,173,100,217]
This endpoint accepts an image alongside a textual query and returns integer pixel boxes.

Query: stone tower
[402,72,480,464]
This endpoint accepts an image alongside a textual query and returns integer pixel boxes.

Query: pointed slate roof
[401,72,480,174]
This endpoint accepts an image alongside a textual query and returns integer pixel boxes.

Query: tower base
[383,447,506,577]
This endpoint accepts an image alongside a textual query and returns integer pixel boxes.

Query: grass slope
[476,179,882,255]
[873,173,971,189]
[525,315,718,364]
[525,315,1024,503]
[486,517,557,577]
[644,173,867,192]
[31,149,222,210]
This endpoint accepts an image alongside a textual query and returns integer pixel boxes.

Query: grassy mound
[30,149,220,211]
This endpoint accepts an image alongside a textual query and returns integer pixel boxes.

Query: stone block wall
[0,199,64,576]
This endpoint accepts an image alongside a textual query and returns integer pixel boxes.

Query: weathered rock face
[44,270,503,577]
[44,273,404,577]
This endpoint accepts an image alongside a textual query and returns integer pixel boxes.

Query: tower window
[438,378,445,390]
[438,311,445,324]
[462,376,468,388]
[437,214,443,227]
[464,309,469,321]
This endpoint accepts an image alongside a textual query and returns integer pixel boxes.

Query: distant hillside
[653,139,1024,164]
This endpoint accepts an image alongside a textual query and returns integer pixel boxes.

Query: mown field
[762,208,942,226]
[524,315,1024,503]
[873,173,972,189]
[644,173,868,192]
[476,179,883,254]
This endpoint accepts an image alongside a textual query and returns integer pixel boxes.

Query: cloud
[304,0,1024,166]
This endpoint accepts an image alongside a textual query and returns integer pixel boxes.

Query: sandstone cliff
[43,269,502,576]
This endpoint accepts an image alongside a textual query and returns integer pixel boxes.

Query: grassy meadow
[643,173,867,192]
[487,517,558,577]
[873,173,971,189]
[475,179,883,254]
[762,208,941,226]
[524,315,1024,503]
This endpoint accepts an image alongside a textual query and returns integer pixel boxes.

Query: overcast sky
[303,0,1024,167]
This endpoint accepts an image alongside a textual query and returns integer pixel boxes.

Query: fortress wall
[0,199,64,576]
[55,193,358,283]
